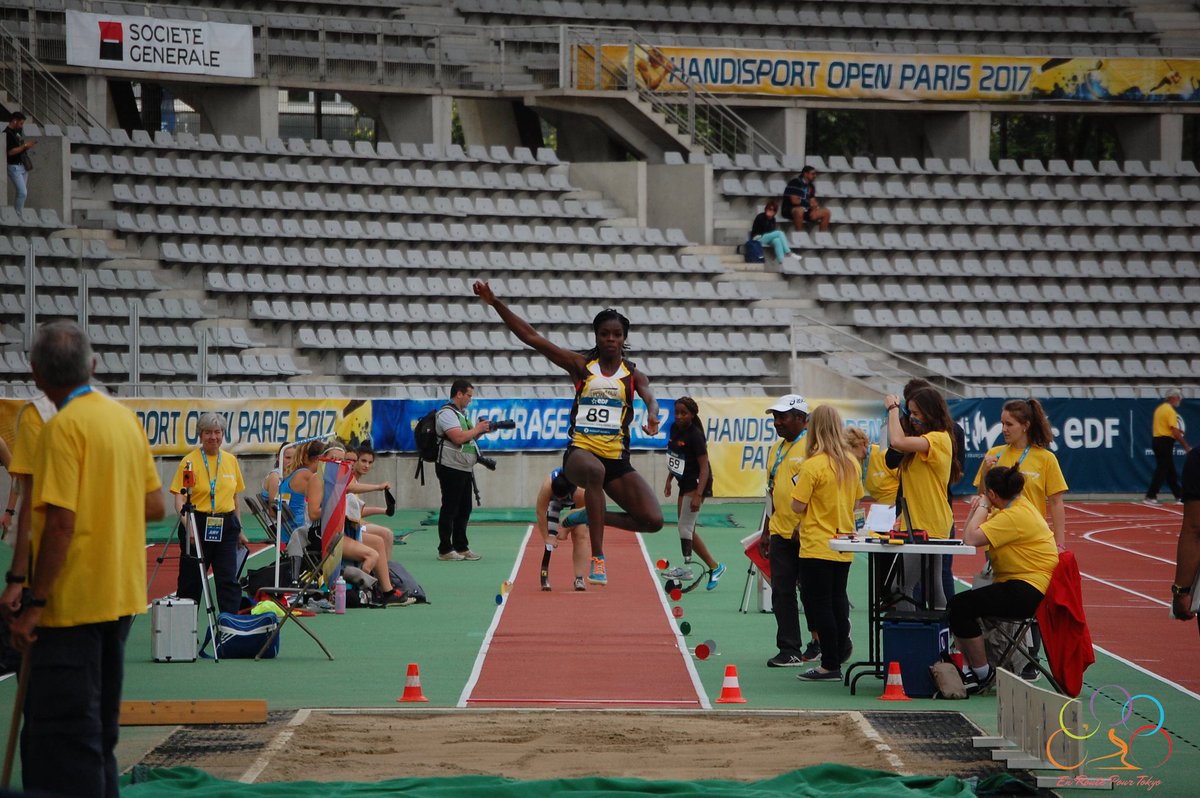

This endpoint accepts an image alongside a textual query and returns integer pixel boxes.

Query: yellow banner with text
[577,45,1200,103]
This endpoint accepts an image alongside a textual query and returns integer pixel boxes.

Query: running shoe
[459,549,482,561]
[562,508,588,528]
[706,562,726,591]
[766,653,804,668]
[540,570,551,592]
[661,566,694,580]
[588,555,607,585]
[797,668,842,681]
[1141,497,1160,506]
[800,639,822,662]
[574,577,587,592]
[437,550,464,561]
[964,668,996,695]
[1019,662,1040,682]
[380,589,416,608]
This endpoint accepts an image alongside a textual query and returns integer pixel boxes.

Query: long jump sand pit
[241,710,900,783]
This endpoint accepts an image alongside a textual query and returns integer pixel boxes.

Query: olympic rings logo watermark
[1045,684,1171,790]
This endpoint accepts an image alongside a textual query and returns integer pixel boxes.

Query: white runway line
[456,523,533,708]
[1082,527,1175,566]
[1092,644,1200,703]
[239,708,311,783]
[635,532,711,710]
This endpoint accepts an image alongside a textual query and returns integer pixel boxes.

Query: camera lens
[492,419,517,430]
[477,456,498,471]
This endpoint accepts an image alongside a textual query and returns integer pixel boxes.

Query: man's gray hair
[197,412,226,433]
[30,320,93,389]
[1166,389,1183,400]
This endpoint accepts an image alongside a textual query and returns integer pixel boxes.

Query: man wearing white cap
[758,394,819,667]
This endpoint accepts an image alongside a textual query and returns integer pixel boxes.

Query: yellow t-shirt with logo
[899,430,953,539]
[980,495,1060,593]
[32,392,161,627]
[791,452,863,563]
[973,444,1067,519]
[1152,402,1179,438]
[9,402,48,538]
[170,447,245,513]
[766,435,807,539]
[864,443,899,505]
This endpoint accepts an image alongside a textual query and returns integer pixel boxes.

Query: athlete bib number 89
[575,398,622,435]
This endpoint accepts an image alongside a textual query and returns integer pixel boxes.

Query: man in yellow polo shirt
[1145,389,1190,506]
[0,393,55,616]
[170,412,247,615]
[757,394,817,668]
[9,321,164,798]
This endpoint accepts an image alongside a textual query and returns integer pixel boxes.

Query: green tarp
[123,764,974,797]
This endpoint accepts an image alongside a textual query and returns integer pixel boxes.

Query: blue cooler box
[882,620,950,698]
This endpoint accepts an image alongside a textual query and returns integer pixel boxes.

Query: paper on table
[864,503,896,533]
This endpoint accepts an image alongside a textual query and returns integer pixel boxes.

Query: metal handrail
[790,313,973,398]
[0,25,103,129]
[562,26,785,159]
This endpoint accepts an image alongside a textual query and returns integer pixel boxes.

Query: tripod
[179,489,222,662]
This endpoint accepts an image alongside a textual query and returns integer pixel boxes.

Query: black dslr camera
[489,419,516,430]
[476,455,498,471]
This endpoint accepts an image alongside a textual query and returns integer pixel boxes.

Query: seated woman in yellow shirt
[950,466,1060,694]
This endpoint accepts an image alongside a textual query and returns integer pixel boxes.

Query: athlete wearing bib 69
[474,280,664,586]
[661,397,725,590]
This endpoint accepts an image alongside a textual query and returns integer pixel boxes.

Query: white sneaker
[437,550,465,561]
[787,252,802,261]
[661,566,693,580]
[1141,498,1160,507]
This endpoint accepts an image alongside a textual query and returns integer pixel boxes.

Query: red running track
[461,527,706,708]
[951,501,1196,695]
[145,541,272,603]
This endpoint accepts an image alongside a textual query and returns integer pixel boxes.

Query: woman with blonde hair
[791,405,863,681]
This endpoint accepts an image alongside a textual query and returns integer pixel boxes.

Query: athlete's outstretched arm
[633,369,661,436]
[474,281,585,376]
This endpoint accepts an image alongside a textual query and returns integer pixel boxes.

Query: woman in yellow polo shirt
[169,412,247,615]
[950,466,1059,693]
[791,405,863,681]
[974,398,1068,546]
[885,386,961,610]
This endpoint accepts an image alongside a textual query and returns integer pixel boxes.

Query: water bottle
[334,576,346,615]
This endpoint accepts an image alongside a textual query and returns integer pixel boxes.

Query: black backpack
[413,402,453,485]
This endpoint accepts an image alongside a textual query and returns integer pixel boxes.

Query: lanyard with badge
[201,449,224,542]
[767,430,806,493]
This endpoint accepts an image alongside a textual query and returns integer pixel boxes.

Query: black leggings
[947,579,1044,639]
[798,557,851,672]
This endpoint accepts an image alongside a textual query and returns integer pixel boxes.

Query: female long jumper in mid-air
[473,280,664,585]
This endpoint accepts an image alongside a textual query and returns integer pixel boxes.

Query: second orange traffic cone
[397,662,429,703]
[715,664,747,704]
[878,661,911,701]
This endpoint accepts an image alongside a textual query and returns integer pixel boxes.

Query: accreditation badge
[204,515,224,543]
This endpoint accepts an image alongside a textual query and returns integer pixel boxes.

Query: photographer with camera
[435,380,503,561]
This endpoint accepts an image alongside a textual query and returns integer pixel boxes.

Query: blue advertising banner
[950,398,1195,496]
[367,395,1194,497]
[371,398,671,454]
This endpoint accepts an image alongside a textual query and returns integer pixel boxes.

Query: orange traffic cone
[715,664,747,704]
[879,661,911,701]
[397,662,430,703]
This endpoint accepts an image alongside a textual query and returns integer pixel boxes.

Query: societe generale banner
[578,44,1200,103]
[66,10,254,78]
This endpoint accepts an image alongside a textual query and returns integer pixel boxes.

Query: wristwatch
[1171,583,1191,597]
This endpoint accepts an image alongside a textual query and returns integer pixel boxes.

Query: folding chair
[980,616,1060,693]
[243,494,281,545]
[253,455,355,661]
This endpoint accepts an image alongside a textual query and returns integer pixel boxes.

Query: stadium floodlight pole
[273,435,328,590]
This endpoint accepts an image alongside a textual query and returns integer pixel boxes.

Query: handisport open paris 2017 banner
[1,395,1192,496]
[577,44,1200,103]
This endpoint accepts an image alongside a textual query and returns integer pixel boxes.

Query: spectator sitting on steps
[750,200,802,264]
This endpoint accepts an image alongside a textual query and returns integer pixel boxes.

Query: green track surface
[2,500,1196,796]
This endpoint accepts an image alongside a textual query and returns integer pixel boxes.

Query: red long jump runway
[951,501,1196,695]
[145,541,272,603]
[460,526,707,708]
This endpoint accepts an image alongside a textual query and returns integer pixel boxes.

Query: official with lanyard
[758,395,817,668]
[169,412,247,615]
